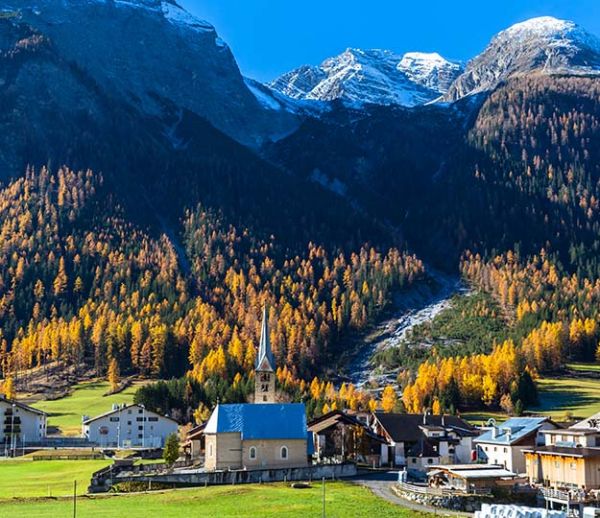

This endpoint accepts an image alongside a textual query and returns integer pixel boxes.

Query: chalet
[371,412,477,469]
[523,420,600,490]
[308,410,386,464]
[0,395,47,451]
[475,417,558,474]
[82,403,179,448]
[523,444,600,490]
[204,402,311,470]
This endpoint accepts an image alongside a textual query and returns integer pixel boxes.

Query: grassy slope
[0,459,109,498]
[1,483,430,518]
[464,364,600,424]
[30,381,144,436]
[531,374,600,420]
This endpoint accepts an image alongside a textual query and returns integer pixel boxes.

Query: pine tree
[163,433,180,466]
[107,358,120,393]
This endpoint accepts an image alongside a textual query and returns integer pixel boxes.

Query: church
[203,307,312,471]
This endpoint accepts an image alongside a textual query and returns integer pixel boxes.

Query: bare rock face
[1,0,297,146]
[270,48,462,107]
[445,16,600,101]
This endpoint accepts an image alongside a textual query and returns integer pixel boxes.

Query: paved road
[351,471,473,517]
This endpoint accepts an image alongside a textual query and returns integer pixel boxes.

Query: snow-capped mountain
[0,0,297,145]
[446,16,600,101]
[270,48,462,107]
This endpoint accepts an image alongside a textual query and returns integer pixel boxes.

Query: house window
[110,417,119,422]
[427,459,433,464]
[411,459,416,464]
[208,443,213,457]
[280,446,288,460]
[249,447,257,460]
[504,448,507,453]
[148,417,158,422]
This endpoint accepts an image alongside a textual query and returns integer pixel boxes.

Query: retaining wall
[91,462,357,492]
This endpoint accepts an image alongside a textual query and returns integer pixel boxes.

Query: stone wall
[91,462,357,493]
[392,484,492,513]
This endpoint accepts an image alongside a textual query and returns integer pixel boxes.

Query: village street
[352,471,473,517]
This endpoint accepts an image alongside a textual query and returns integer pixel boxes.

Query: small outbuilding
[427,464,517,493]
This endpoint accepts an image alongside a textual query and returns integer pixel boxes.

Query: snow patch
[161,2,214,33]
[245,80,282,111]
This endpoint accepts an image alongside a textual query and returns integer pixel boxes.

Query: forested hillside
[0,167,423,418]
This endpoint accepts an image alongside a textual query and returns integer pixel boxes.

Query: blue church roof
[475,417,551,445]
[205,403,308,441]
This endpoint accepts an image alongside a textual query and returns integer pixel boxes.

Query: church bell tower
[255,306,276,403]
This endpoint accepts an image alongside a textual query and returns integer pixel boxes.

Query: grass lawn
[462,410,506,426]
[531,374,600,421]
[1,482,432,518]
[567,362,600,373]
[0,459,109,498]
[31,380,145,435]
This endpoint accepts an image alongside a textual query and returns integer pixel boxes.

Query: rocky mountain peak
[269,48,461,108]
[445,16,600,101]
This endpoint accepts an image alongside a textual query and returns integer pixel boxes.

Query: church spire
[256,306,275,372]
[254,306,276,403]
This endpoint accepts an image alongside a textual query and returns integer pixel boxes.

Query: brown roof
[374,413,476,442]
[308,410,386,443]
[186,423,206,440]
[523,445,600,459]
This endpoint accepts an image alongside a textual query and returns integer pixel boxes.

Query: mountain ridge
[269,48,463,107]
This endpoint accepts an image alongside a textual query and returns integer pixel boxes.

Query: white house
[0,395,47,451]
[474,417,558,474]
[82,403,178,448]
[371,412,478,470]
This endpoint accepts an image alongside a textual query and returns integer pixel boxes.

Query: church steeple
[256,306,275,372]
[255,306,276,403]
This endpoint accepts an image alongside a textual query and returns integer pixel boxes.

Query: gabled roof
[373,413,475,443]
[475,417,553,445]
[205,403,307,440]
[186,423,206,441]
[429,465,517,480]
[0,396,47,416]
[572,412,600,430]
[308,410,387,443]
[256,306,275,372]
[407,438,441,458]
[82,403,179,425]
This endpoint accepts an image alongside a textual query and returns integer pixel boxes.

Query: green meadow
[1,482,431,518]
[30,380,144,435]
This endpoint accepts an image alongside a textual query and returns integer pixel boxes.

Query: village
[2,311,600,518]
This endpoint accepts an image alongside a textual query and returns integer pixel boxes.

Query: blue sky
[179,0,600,82]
